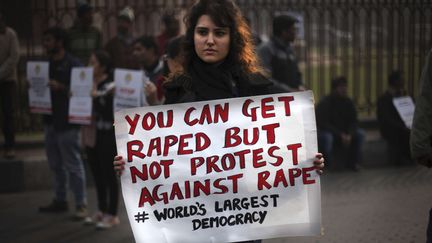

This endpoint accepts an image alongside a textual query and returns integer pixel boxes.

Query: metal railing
[7,0,432,132]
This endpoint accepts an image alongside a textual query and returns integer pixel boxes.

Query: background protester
[84,50,119,229]
[316,77,364,171]
[156,13,180,56]
[38,27,88,220]
[67,2,102,65]
[162,35,185,77]
[104,6,139,69]
[0,13,19,159]
[258,14,304,92]
[377,70,412,165]
[132,36,164,105]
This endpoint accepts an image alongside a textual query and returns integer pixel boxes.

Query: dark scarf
[188,59,240,100]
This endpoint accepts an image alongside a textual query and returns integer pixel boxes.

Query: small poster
[393,96,415,129]
[27,61,51,114]
[114,68,144,112]
[68,67,93,125]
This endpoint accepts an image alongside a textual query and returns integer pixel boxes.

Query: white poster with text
[114,91,321,243]
[68,67,93,124]
[27,61,52,114]
[393,96,415,129]
[114,68,143,112]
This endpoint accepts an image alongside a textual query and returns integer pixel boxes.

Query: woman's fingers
[114,155,125,177]
[314,153,325,174]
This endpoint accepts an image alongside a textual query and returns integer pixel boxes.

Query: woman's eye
[215,30,226,37]
[196,29,208,36]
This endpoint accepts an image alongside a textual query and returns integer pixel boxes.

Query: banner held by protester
[114,91,321,243]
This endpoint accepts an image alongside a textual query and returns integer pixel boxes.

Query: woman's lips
[204,49,216,55]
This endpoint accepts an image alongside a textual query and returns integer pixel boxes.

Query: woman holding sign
[114,0,324,242]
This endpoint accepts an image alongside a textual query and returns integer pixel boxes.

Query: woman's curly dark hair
[183,0,262,75]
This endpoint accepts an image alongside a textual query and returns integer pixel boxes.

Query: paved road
[1,165,431,243]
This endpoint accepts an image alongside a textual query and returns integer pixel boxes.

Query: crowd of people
[33,3,185,229]
[0,0,428,241]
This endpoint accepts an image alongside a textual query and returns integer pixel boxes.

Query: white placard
[114,68,144,112]
[115,91,321,243]
[393,96,415,129]
[69,67,93,124]
[27,61,52,114]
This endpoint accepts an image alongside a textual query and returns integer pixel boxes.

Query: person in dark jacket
[258,14,304,92]
[38,27,88,219]
[104,6,139,70]
[316,77,364,171]
[83,50,120,229]
[377,71,412,165]
[114,0,325,242]
[132,36,165,105]
[67,2,102,65]
[0,13,19,158]
[411,49,432,242]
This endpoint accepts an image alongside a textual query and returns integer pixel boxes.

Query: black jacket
[316,93,358,136]
[376,91,410,140]
[44,52,82,131]
[93,78,115,130]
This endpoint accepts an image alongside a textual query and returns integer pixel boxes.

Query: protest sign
[68,67,93,124]
[393,96,415,129]
[114,68,144,112]
[114,91,321,243]
[27,61,51,114]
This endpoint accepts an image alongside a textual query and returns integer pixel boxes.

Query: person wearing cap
[315,77,364,171]
[67,2,102,65]
[258,14,304,92]
[104,6,139,70]
[0,13,19,159]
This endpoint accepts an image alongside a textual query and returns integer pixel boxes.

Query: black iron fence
[6,0,432,132]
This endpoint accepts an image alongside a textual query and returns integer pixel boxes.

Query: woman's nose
[206,33,215,45]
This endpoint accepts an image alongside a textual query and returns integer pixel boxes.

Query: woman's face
[194,15,230,64]
[88,54,103,77]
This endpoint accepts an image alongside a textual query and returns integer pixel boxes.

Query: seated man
[316,77,364,171]
[377,71,412,165]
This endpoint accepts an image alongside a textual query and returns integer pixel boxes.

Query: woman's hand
[90,83,98,98]
[314,153,325,175]
[144,82,159,105]
[113,155,126,177]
